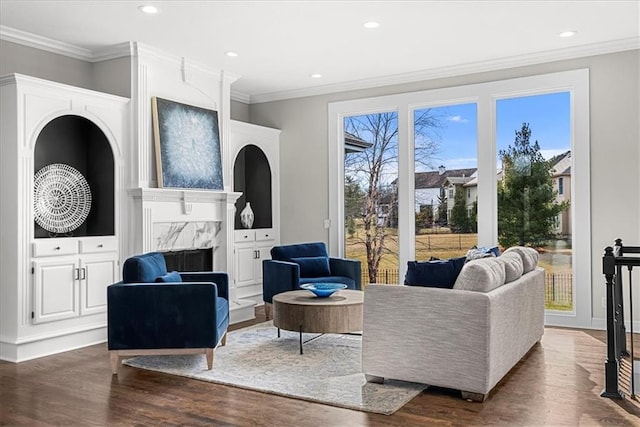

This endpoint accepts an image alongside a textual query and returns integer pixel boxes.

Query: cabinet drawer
[255,229,275,241]
[79,237,117,254]
[235,230,256,242]
[32,238,78,257]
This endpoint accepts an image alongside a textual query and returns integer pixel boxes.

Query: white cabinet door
[235,243,257,288]
[32,258,79,324]
[80,254,118,316]
[254,242,273,281]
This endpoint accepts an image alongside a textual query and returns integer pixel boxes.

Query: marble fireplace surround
[128,187,241,290]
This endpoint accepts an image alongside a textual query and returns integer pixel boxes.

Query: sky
[417,91,571,171]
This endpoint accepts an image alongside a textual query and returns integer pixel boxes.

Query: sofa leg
[109,351,119,374]
[365,374,384,384]
[221,332,227,346]
[265,303,272,320]
[206,348,214,370]
[461,391,487,402]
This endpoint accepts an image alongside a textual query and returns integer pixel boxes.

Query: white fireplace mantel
[128,187,241,282]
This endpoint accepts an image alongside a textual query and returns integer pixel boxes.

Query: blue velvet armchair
[107,252,229,374]
[262,242,362,318]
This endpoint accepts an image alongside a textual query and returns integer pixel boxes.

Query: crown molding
[230,90,250,104]
[249,37,640,104]
[1,25,93,61]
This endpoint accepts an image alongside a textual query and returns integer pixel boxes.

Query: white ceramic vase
[240,202,255,229]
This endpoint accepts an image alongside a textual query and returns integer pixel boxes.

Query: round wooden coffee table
[272,289,363,354]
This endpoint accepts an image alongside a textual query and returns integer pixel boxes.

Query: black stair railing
[601,238,640,400]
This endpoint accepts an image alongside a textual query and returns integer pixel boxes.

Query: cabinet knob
[97,244,103,248]
[54,246,60,250]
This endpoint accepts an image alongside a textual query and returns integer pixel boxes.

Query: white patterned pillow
[503,246,539,273]
[497,251,524,283]
[453,257,506,292]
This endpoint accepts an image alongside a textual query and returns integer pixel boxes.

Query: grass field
[345,225,573,310]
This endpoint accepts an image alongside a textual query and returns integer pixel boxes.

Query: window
[329,69,590,327]
[558,177,564,195]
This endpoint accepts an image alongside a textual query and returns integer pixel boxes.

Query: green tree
[498,123,569,247]
[450,186,472,232]
[415,205,433,231]
[437,187,448,225]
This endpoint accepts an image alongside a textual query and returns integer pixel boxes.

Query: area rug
[122,321,427,415]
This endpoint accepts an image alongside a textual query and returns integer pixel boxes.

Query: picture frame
[152,97,223,190]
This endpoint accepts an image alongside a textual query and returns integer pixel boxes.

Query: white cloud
[448,115,468,123]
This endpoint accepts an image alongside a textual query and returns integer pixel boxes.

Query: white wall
[249,49,640,326]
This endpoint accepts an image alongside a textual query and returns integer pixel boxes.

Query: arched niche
[233,144,272,229]
[33,114,115,238]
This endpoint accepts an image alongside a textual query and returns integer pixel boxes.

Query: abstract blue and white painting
[153,97,223,189]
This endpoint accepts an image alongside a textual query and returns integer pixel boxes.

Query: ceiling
[1,1,639,103]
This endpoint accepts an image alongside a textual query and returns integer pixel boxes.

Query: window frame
[328,69,590,328]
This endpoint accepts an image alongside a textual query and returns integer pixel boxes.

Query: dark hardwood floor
[1,307,639,426]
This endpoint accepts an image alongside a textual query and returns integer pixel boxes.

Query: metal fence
[545,272,573,307]
[361,267,573,308]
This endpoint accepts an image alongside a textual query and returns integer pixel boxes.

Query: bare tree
[345,109,441,283]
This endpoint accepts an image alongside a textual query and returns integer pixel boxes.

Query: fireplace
[162,247,213,272]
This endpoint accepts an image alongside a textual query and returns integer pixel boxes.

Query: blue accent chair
[107,252,229,374]
[262,242,362,319]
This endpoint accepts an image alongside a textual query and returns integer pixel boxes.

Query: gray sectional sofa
[361,247,545,402]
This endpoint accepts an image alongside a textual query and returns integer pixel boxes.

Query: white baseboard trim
[229,298,256,324]
[591,317,640,332]
[0,326,106,363]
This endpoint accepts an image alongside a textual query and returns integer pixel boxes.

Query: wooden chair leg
[221,332,227,346]
[265,303,272,320]
[205,348,214,370]
[109,351,120,374]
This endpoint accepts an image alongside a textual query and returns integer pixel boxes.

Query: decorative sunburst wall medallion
[33,163,92,234]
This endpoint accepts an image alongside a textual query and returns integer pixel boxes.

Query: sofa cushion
[497,252,524,283]
[123,252,167,283]
[154,271,183,283]
[453,257,506,292]
[404,256,466,289]
[291,256,331,277]
[503,246,539,273]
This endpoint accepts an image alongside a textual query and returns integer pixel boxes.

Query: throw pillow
[154,271,182,282]
[503,246,539,273]
[453,257,506,292]
[404,256,466,289]
[291,256,331,277]
[465,247,496,262]
[497,251,524,283]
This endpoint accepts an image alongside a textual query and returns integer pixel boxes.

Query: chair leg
[206,348,214,370]
[265,303,272,320]
[365,374,384,384]
[109,351,120,374]
[221,332,227,346]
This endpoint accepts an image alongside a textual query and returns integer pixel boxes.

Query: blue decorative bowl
[300,283,347,298]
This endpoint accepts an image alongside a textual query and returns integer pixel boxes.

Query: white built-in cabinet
[0,74,128,363]
[31,237,118,323]
[229,120,281,305]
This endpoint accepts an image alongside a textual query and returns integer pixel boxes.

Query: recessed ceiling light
[559,30,576,38]
[225,51,239,57]
[138,5,159,14]
[310,73,322,79]
[363,21,380,29]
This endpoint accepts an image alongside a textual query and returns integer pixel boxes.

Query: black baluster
[601,246,623,398]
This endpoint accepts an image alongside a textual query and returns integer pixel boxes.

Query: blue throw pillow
[123,252,167,283]
[154,271,182,283]
[405,256,466,289]
[291,256,331,277]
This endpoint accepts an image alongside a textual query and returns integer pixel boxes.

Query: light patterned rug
[122,321,427,415]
